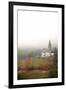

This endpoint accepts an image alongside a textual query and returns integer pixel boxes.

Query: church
[41,40,54,58]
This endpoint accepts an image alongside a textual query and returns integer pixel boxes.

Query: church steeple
[48,40,51,53]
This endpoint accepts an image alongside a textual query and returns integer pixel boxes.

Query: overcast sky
[18,10,58,48]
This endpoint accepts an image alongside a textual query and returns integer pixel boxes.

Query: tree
[53,47,58,64]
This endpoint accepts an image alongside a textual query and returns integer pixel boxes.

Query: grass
[18,70,50,79]
[17,56,58,80]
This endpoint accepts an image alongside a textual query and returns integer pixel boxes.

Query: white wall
[0,0,66,90]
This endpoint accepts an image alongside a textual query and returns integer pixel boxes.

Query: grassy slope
[17,56,58,80]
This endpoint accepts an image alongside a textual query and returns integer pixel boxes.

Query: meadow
[17,54,58,80]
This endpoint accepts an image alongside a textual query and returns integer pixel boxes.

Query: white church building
[41,40,54,58]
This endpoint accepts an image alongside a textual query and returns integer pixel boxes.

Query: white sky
[18,10,58,48]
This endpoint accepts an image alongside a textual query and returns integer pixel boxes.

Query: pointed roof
[48,40,51,50]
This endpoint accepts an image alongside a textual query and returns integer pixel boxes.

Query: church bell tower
[48,40,51,53]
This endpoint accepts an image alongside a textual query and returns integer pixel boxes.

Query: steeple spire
[48,40,51,53]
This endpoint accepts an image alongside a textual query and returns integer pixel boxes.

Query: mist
[18,10,58,49]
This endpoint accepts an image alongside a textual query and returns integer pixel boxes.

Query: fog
[18,10,58,48]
